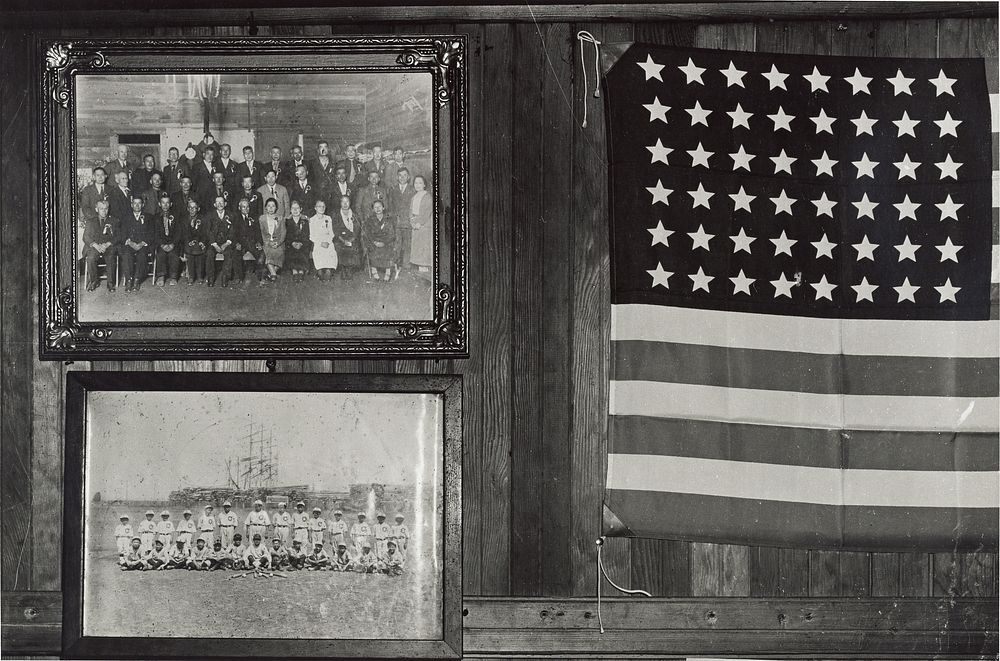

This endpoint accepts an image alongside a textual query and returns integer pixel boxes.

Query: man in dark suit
[152,194,183,286]
[237,146,264,191]
[108,171,134,227]
[263,146,285,188]
[201,171,232,213]
[104,144,133,186]
[338,143,363,186]
[82,200,121,292]
[355,170,389,225]
[141,173,167,216]
[170,176,197,225]
[78,166,111,225]
[120,195,155,292]
[162,147,187,196]
[364,144,386,182]
[217,144,241,197]
[236,176,264,220]
[289,164,319,218]
[257,170,289,220]
[329,165,354,209]
[284,145,307,187]
[388,167,416,271]
[191,145,218,196]
[206,194,238,287]
[131,154,161,195]
[310,141,336,201]
[234,197,264,285]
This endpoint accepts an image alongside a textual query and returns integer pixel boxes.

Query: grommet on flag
[595,535,651,634]
[576,31,602,128]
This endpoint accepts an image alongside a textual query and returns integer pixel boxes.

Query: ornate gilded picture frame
[38,37,467,359]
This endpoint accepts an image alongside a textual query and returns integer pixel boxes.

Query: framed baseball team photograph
[38,36,468,359]
[62,372,463,659]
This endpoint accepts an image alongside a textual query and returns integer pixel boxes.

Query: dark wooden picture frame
[62,371,463,659]
[38,36,468,359]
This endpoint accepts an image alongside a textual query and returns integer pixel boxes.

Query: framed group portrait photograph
[38,36,468,359]
[63,371,462,659]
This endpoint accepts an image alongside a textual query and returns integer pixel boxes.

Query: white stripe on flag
[609,381,1000,432]
[611,305,1000,358]
[993,245,1000,284]
[606,454,1000,508]
[993,170,999,208]
[991,93,999,131]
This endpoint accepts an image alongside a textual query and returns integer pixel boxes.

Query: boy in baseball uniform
[119,537,146,571]
[272,502,292,547]
[198,505,217,547]
[287,539,306,570]
[138,510,157,551]
[114,514,133,558]
[309,507,327,548]
[329,510,349,548]
[187,537,211,570]
[292,502,310,546]
[176,510,196,547]
[155,511,175,547]
[244,500,270,543]
[305,542,330,570]
[218,501,239,548]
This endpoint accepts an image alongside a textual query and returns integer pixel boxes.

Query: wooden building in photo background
[1,3,997,658]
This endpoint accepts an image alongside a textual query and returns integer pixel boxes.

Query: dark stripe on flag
[605,489,999,551]
[609,415,1000,471]
[613,340,999,397]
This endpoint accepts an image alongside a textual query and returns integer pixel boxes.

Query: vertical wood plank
[899,552,932,597]
[690,543,723,596]
[933,553,961,597]
[508,21,545,597]
[961,553,998,597]
[539,21,574,598]
[478,22,513,596]
[630,538,664,596]
[599,536,632,595]
[720,544,750,597]
[2,28,35,591]
[661,538,691,596]
[810,550,841,596]
[779,548,809,597]
[750,547,781,597]
[871,553,901,597]
[455,21,484,596]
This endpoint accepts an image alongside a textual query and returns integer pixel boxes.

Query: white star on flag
[894,277,919,302]
[720,61,747,87]
[647,138,672,164]
[853,193,878,220]
[893,195,920,220]
[686,100,712,126]
[803,66,830,92]
[727,103,752,129]
[936,237,962,262]
[688,224,715,251]
[689,266,714,292]
[853,152,879,179]
[935,278,960,302]
[886,68,915,95]
[811,108,836,134]
[895,235,920,262]
[770,229,796,256]
[851,277,878,302]
[761,64,789,90]
[643,98,670,123]
[678,58,706,85]
[647,180,672,206]
[768,106,794,131]
[811,151,836,177]
[935,154,962,179]
[647,263,673,289]
[730,145,755,171]
[730,269,755,295]
[934,111,962,137]
[770,149,796,174]
[687,142,714,167]
[844,67,873,94]
[730,227,755,253]
[929,69,957,96]
[771,272,797,298]
[851,110,878,136]
[935,194,963,220]
[852,235,878,261]
[894,154,920,180]
[688,183,714,209]
[810,275,837,301]
[770,189,795,215]
[812,191,837,217]
[811,233,836,259]
[893,111,920,137]
[729,186,756,212]
[648,220,674,247]
[637,54,665,81]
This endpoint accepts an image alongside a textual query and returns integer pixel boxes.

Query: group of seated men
[78,136,426,291]
[113,500,409,575]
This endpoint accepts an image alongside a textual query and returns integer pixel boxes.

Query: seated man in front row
[82,200,121,292]
[378,540,405,576]
[305,542,330,570]
[120,194,155,292]
[270,537,289,569]
[119,537,147,571]
[286,539,306,570]
[163,538,190,569]
[145,539,168,570]
[207,539,231,571]
[186,538,211,570]
[152,193,183,286]
[244,533,272,569]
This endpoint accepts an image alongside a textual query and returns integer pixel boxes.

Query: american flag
[603,44,998,550]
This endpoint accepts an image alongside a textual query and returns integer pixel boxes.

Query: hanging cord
[596,536,651,634]
[576,31,602,128]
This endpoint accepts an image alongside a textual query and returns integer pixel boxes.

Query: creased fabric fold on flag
[603,43,999,551]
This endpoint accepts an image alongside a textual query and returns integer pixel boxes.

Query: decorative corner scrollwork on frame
[395,38,463,106]
[45,42,109,109]
[398,284,463,348]
[46,287,112,350]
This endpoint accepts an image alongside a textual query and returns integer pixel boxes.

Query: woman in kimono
[259,197,285,282]
[409,175,433,275]
[332,194,361,281]
[362,199,396,282]
[308,199,338,282]
[285,200,312,283]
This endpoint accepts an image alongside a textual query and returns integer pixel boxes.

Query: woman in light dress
[259,197,285,283]
[409,175,433,273]
[309,199,338,281]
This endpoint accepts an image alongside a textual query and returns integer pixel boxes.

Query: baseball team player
[198,505,217,547]
[114,515,133,557]
[272,502,292,547]
[218,501,239,548]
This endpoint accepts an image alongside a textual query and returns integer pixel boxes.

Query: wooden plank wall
[1,13,997,656]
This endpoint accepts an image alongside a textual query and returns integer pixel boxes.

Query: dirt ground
[84,502,440,640]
